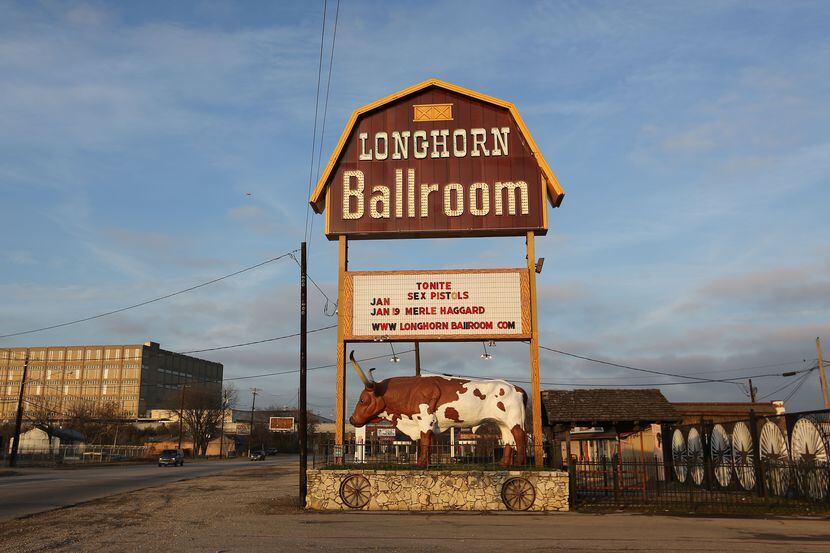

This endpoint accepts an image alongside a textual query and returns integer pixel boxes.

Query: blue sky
[1,0,829,414]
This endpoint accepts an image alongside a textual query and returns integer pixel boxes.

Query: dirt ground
[1,461,829,553]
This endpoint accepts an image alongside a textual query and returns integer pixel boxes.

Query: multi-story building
[0,341,222,421]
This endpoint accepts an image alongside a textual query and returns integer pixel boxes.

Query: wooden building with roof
[541,389,680,466]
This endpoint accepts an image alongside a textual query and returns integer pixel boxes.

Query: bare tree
[24,395,64,455]
[180,385,224,457]
[66,400,129,445]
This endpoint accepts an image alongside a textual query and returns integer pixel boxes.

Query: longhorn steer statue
[348,351,528,467]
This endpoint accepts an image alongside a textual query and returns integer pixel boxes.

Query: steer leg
[512,425,528,466]
[418,430,434,467]
[500,444,515,467]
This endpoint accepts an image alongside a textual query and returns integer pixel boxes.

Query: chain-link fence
[9,444,150,466]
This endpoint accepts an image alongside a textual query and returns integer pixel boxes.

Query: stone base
[307,469,569,512]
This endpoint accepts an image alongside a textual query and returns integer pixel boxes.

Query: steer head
[348,351,387,427]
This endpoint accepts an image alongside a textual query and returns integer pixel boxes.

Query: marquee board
[344,268,530,342]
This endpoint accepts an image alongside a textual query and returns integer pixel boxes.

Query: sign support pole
[335,236,348,462]
[526,231,544,467]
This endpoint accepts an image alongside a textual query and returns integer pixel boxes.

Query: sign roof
[308,78,565,218]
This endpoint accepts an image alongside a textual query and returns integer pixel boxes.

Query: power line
[289,256,336,316]
[222,349,415,381]
[308,0,340,243]
[0,251,297,340]
[304,0,328,241]
[759,367,817,400]
[783,370,814,403]
[180,325,336,354]
[537,345,804,385]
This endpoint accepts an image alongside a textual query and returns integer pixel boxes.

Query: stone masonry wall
[307,469,569,512]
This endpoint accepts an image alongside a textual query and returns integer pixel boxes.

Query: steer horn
[349,350,374,389]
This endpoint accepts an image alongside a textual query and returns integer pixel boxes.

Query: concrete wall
[307,469,569,512]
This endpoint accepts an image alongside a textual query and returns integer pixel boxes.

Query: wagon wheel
[732,422,755,491]
[687,428,704,486]
[671,429,687,483]
[790,417,829,501]
[339,475,371,509]
[501,477,535,511]
[710,424,733,487]
[759,421,790,496]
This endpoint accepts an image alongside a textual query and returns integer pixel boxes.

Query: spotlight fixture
[535,257,545,274]
[389,342,400,363]
[487,340,496,348]
[481,342,493,360]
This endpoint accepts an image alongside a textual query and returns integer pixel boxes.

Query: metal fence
[9,445,150,466]
[573,409,830,512]
[313,441,543,470]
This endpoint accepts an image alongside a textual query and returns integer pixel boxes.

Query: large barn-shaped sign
[309,79,564,239]
[309,79,566,469]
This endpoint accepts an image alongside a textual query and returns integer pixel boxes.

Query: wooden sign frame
[343,268,531,342]
[311,79,566,468]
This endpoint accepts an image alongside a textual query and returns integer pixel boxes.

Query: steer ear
[349,350,374,389]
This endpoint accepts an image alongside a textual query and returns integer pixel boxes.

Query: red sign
[269,417,295,432]
[309,79,564,240]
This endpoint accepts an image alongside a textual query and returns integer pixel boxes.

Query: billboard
[346,268,530,342]
[269,417,295,432]
[309,79,564,240]
[235,422,250,436]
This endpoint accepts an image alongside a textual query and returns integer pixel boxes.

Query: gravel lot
[1,461,829,553]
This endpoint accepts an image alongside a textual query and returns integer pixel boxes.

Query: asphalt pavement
[0,455,284,522]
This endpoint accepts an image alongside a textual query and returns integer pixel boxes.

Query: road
[0,456,284,522]
[2,462,829,552]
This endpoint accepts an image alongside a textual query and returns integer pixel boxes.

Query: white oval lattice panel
[790,417,829,501]
[732,421,755,491]
[687,427,704,486]
[710,424,733,487]
[672,429,687,483]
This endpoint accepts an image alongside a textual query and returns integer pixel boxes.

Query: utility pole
[9,350,30,468]
[748,379,757,404]
[817,337,829,409]
[177,384,188,450]
[249,388,260,455]
[219,389,229,459]
[414,341,421,376]
[299,241,308,507]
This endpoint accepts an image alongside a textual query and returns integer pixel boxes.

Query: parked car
[158,448,184,467]
[250,450,266,461]
[266,448,278,456]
